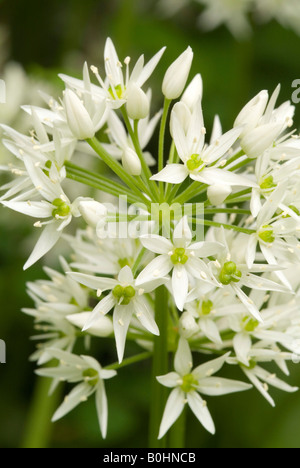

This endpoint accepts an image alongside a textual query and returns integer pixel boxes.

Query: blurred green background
[1,0,300,448]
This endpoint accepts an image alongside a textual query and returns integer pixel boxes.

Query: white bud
[78,200,107,228]
[179,312,199,339]
[126,83,150,120]
[122,147,142,175]
[241,123,283,159]
[207,185,232,206]
[234,90,269,137]
[64,89,95,140]
[181,74,203,111]
[67,312,113,337]
[162,46,194,100]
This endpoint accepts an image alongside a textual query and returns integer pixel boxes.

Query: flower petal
[187,391,215,434]
[158,388,185,439]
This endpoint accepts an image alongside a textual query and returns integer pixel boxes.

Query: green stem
[189,217,255,235]
[105,352,152,371]
[168,407,186,448]
[224,149,245,167]
[158,99,172,198]
[86,137,149,204]
[121,108,160,201]
[204,208,251,215]
[66,170,142,206]
[149,285,169,448]
[132,247,146,276]
[173,181,206,205]
[65,164,140,201]
[21,375,61,448]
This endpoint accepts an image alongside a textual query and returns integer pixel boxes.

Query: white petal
[231,284,263,323]
[242,368,275,407]
[95,381,108,439]
[67,272,117,291]
[117,265,134,285]
[156,372,181,388]
[158,388,185,439]
[173,216,192,246]
[200,168,257,188]
[172,265,189,311]
[233,332,252,367]
[24,222,62,270]
[193,353,229,380]
[197,377,251,396]
[187,391,215,434]
[206,127,242,163]
[140,235,173,254]
[113,304,134,363]
[174,338,193,376]
[2,200,52,218]
[136,47,166,88]
[150,164,188,184]
[52,383,93,421]
[133,297,159,335]
[199,318,222,345]
[67,312,113,337]
[136,255,172,285]
[246,235,257,269]
[83,294,116,331]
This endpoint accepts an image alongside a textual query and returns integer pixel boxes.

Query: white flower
[69,38,166,109]
[157,338,251,438]
[36,349,116,438]
[68,265,164,363]
[1,157,84,269]
[151,99,256,189]
[136,217,223,311]
[228,345,298,406]
[162,47,194,100]
[122,146,142,176]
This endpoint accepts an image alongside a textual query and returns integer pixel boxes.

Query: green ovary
[260,175,276,191]
[171,248,189,265]
[181,374,198,393]
[52,198,70,218]
[219,261,242,285]
[112,284,136,305]
[259,225,275,243]
[186,154,205,171]
[243,317,259,332]
[108,84,124,100]
[201,300,213,316]
[82,368,99,386]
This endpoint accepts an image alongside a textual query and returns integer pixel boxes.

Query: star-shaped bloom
[136,217,223,311]
[151,99,256,190]
[36,349,116,438]
[1,157,86,269]
[157,338,251,438]
[68,266,164,363]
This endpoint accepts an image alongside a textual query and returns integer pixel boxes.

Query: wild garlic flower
[157,338,251,438]
[2,40,300,442]
[36,349,116,438]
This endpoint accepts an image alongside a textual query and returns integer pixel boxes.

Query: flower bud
[234,90,269,137]
[207,185,232,206]
[181,74,203,111]
[126,83,150,120]
[179,312,199,339]
[162,46,194,100]
[64,89,95,140]
[122,147,142,175]
[67,312,113,337]
[241,123,283,159]
[78,200,107,228]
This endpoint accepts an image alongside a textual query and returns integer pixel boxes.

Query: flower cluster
[1,38,300,442]
[158,0,300,38]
